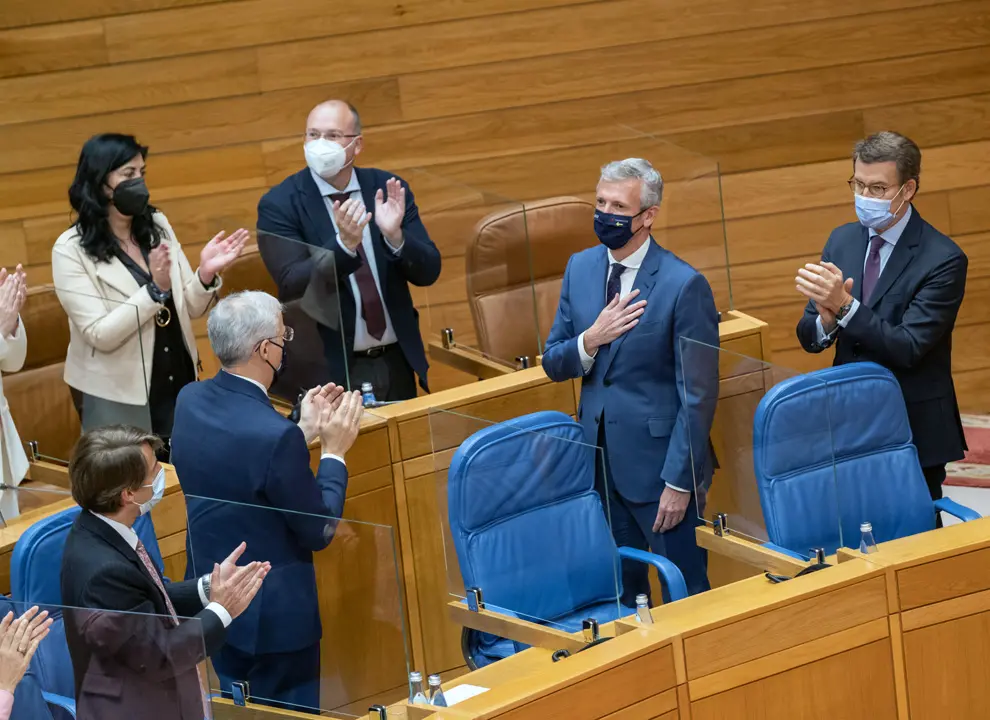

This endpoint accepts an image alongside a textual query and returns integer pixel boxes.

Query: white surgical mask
[304,138,353,179]
[854,185,906,230]
[133,467,166,516]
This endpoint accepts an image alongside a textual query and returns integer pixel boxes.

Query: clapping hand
[318,390,363,457]
[333,198,372,252]
[199,228,249,285]
[796,261,854,331]
[0,606,52,693]
[374,177,406,248]
[210,542,270,620]
[0,265,27,338]
[149,242,172,292]
[297,383,347,444]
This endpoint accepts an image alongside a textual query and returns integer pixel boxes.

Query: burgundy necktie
[330,192,387,340]
[861,235,886,304]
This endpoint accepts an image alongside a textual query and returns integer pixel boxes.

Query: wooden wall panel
[1,0,988,407]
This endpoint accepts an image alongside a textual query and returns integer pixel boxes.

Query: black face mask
[264,340,287,386]
[110,177,150,217]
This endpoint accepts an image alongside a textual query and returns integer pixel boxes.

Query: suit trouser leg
[213,642,321,713]
[923,464,947,528]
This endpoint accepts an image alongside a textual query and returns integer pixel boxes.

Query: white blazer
[0,319,29,488]
[52,212,221,406]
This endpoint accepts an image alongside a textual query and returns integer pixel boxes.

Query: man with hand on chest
[796,131,969,512]
[258,100,441,401]
[542,158,720,601]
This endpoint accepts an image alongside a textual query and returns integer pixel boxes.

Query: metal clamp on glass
[369,705,388,719]
[231,680,250,707]
[582,618,600,643]
[515,356,530,369]
[441,327,454,349]
[466,587,485,612]
[812,548,826,564]
[27,440,39,461]
[713,512,728,537]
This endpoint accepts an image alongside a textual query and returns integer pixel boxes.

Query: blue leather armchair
[447,411,687,668]
[753,362,980,557]
[9,506,166,717]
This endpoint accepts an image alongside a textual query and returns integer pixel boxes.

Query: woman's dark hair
[68,133,165,262]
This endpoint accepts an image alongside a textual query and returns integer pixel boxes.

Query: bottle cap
[428,674,441,685]
[409,671,422,682]
[860,522,873,532]
[635,593,649,605]
[361,382,374,392]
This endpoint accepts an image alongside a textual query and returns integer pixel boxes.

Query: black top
[112,245,197,441]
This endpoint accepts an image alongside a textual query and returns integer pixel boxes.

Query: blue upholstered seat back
[447,411,619,622]
[754,362,934,555]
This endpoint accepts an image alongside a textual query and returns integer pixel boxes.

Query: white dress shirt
[222,370,345,466]
[309,169,401,352]
[816,205,913,344]
[577,237,652,372]
[91,511,232,627]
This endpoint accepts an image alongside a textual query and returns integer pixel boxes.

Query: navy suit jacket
[542,241,720,504]
[170,370,349,656]
[257,166,441,392]
[796,207,968,468]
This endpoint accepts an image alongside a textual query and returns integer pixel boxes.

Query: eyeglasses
[279,326,294,342]
[304,130,359,143]
[847,178,897,199]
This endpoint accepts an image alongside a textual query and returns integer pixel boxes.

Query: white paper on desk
[443,684,489,706]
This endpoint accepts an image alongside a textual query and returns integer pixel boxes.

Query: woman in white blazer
[0,266,28,492]
[52,133,247,457]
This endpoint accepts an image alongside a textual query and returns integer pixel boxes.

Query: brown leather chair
[5,285,80,461]
[216,244,277,298]
[466,196,597,363]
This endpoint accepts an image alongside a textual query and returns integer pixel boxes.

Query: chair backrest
[754,362,934,555]
[217,244,277,299]
[447,411,618,622]
[5,285,80,461]
[12,507,166,605]
[466,197,596,360]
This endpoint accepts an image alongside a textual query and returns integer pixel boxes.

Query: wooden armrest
[428,341,518,380]
[694,526,810,576]
[448,601,586,654]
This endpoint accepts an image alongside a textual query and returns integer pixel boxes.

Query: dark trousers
[924,464,947,528]
[595,422,710,605]
[213,642,321,714]
[350,344,417,401]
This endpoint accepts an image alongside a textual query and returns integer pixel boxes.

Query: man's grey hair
[599,158,664,209]
[853,131,921,188]
[207,291,284,367]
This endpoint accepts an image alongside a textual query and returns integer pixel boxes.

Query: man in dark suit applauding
[796,131,968,508]
[170,290,363,712]
[61,426,268,720]
[257,99,441,400]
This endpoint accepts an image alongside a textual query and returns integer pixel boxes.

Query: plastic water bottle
[634,594,653,624]
[859,522,878,554]
[409,672,428,705]
[361,382,377,407]
[428,674,447,707]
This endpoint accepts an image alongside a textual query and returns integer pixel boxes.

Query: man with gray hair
[170,290,364,711]
[543,158,720,601]
[796,131,968,510]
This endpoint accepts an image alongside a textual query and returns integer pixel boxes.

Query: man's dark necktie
[861,235,886,305]
[606,263,625,305]
[330,191,386,340]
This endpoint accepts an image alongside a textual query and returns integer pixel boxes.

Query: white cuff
[815,315,838,345]
[837,298,860,328]
[197,575,209,607]
[335,233,358,258]
[664,482,690,493]
[577,331,597,374]
[321,453,346,466]
[385,235,404,254]
[205,602,232,628]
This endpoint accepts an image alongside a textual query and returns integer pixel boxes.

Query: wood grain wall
[1,0,989,406]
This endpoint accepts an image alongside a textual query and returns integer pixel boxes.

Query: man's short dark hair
[853,131,922,189]
[69,426,162,514]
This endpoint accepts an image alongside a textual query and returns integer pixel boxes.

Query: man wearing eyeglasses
[795,131,968,508]
[170,290,364,711]
[257,100,441,401]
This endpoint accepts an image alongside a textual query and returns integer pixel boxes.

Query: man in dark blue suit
[543,158,720,600]
[796,131,968,509]
[257,99,441,400]
[170,290,364,712]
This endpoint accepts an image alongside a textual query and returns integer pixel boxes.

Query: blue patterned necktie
[606,263,625,305]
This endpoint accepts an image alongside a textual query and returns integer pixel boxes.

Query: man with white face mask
[60,426,269,719]
[257,100,441,400]
[796,131,969,509]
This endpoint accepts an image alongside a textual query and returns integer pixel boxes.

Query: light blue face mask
[133,467,166,516]
[854,185,906,230]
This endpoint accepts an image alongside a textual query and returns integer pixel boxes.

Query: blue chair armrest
[42,691,76,717]
[617,547,688,601]
[934,498,982,523]
[761,542,813,561]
